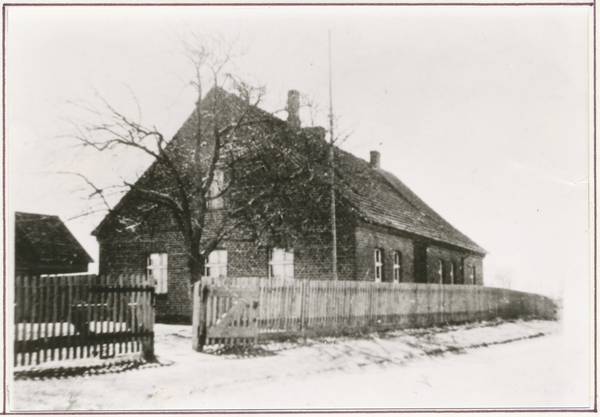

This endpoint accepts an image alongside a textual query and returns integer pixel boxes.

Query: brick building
[16,212,93,276]
[93,87,486,323]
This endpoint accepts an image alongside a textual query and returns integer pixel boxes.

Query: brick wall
[463,255,484,285]
[354,222,484,285]
[96,203,194,322]
[293,219,355,280]
[97,204,358,321]
[426,245,484,285]
[355,223,415,282]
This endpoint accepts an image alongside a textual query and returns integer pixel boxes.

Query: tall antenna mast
[329,30,338,281]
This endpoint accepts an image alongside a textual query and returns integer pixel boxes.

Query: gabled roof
[93,87,485,255]
[16,212,94,265]
[333,149,486,254]
[92,87,285,237]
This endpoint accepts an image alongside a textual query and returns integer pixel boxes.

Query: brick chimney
[287,90,301,128]
[370,151,381,169]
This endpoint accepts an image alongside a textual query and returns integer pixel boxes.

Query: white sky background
[6,6,589,309]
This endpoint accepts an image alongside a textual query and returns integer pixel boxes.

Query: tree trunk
[189,256,205,301]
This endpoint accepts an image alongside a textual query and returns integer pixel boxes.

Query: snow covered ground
[9,319,591,411]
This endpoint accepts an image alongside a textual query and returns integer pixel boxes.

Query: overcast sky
[6,6,589,314]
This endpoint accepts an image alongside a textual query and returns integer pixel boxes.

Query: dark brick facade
[355,223,415,282]
[97,203,485,322]
[96,205,360,321]
[353,221,484,285]
[94,87,487,322]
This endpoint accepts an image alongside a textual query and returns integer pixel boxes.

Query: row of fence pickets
[14,274,154,367]
[198,277,557,347]
[14,274,557,364]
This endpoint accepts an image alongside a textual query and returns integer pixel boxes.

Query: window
[393,252,402,283]
[269,248,294,279]
[147,253,168,294]
[449,262,454,285]
[471,265,477,285]
[204,250,228,278]
[374,249,383,282]
[208,170,224,209]
[437,260,443,284]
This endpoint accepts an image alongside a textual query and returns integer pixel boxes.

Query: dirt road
[9,319,590,411]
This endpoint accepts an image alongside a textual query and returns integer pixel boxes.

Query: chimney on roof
[287,90,301,128]
[370,151,381,169]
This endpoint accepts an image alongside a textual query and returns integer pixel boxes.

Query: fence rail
[193,278,557,350]
[14,274,155,367]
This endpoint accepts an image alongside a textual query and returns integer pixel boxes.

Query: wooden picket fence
[193,278,557,350]
[14,274,155,367]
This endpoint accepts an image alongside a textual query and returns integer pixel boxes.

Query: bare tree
[66,33,344,291]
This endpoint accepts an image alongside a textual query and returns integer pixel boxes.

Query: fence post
[300,279,306,341]
[141,275,156,362]
[192,280,207,352]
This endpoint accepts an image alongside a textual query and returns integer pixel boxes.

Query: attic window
[269,248,294,279]
[208,170,224,210]
[147,253,168,294]
[393,252,401,283]
[374,249,382,283]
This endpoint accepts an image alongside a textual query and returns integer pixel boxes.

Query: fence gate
[192,280,259,351]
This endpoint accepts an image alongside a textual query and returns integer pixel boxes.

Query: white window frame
[204,249,228,278]
[393,252,401,283]
[147,253,168,294]
[208,170,224,209]
[374,249,382,283]
[269,248,294,279]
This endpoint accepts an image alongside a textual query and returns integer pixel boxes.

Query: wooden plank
[65,276,72,360]
[109,275,116,356]
[149,274,156,355]
[51,276,58,361]
[108,275,115,358]
[14,276,22,367]
[286,281,293,330]
[93,275,101,357]
[22,276,28,365]
[26,276,33,365]
[129,274,140,352]
[41,277,48,363]
[81,275,89,358]
[118,275,124,354]
[135,274,141,350]
[128,274,135,352]
[13,276,18,367]
[32,276,40,365]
